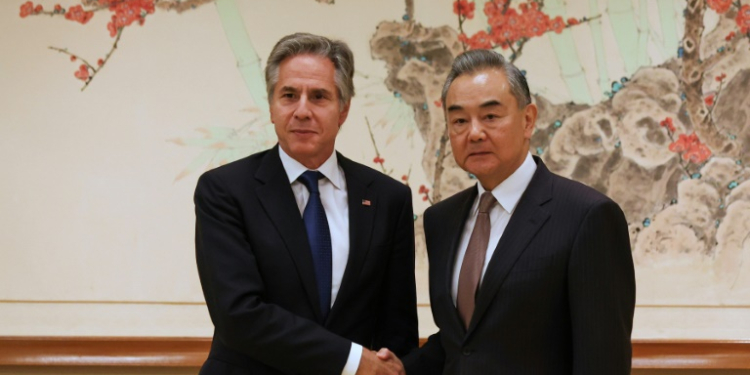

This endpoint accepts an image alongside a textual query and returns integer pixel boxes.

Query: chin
[287,143,316,155]
[464,162,495,177]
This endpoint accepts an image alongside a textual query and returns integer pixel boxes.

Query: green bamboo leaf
[215,0,269,113]
[657,0,680,57]
[589,0,610,96]
[545,0,594,104]
[637,0,651,67]
[607,0,639,75]
[174,149,221,181]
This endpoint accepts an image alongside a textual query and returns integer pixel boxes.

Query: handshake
[355,347,405,375]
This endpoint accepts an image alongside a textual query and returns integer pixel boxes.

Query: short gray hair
[265,32,355,109]
[441,49,531,109]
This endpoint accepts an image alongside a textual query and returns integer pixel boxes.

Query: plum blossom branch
[452,0,599,63]
[706,73,726,128]
[660,117,712,178]
[454,0,474,51]
[49,26,124,91]
[366,117,389,174]
[20,0,161,90]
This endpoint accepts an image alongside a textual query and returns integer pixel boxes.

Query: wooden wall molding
[0,337,210,367]
[1,337,749,369]
[632,340,750,369]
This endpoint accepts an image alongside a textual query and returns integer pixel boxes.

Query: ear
[268,98,277,125]
[523,102,537,139]
[338,100,351,127]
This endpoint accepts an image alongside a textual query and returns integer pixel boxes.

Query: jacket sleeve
[402,331,445,375]
[402,205,445,375]
[195,171,352,375]
[568,199,636,375]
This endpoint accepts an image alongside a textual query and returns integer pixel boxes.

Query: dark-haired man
[195,32,417,375]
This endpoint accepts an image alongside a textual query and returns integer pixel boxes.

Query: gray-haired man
[383,49,635,374]
[195,32,417,375]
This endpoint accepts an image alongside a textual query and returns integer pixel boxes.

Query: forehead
[276,54,337,89]
[445,68,514,107]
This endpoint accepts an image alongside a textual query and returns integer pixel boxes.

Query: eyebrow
[310,88,333,97]
[479,100,503,108]
[278,86,332,97]
[447,100,503,112]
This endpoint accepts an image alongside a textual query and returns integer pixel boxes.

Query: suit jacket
[194,145,418,375]
[404,156,635,375]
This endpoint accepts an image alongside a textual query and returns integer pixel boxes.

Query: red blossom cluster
[660,117,676,133]
[709,0,750,34]
[669,133,712,164]
[19,0,156,35]
[454,0,475,19]
[456,0,580,50]
[19,1,42,17]
[418,185,431,201]
[661,117,711,164]
[400,174,411,186]
[372,156,385,165]
[74,64,90,81]
[716,73,727,82]
[65,5,94,24]
[707,0,733,14]
[104,0,156,37]
[739,5,750,33]
[725,31,736,41]
[704,93,715,107]
[19,0,158,86]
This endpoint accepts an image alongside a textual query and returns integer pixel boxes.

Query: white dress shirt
[278,147,362,375]
[451,152,537,305]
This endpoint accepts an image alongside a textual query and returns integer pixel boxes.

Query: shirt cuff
[341,343,363,375]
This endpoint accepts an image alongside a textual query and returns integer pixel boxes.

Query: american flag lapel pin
[362,199,371,206]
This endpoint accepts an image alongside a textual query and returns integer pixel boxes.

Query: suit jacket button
[462,348,472,356]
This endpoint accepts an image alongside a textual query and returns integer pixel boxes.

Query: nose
[468,119,486,142]
[293,95,312,120]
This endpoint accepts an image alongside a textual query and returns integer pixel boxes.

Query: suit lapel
[439,187,478,333]
[466,158,553,337]
[255,145,323,321]
[326,154,375,324]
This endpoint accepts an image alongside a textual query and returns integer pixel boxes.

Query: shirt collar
[476,152,537,214]
[278,146,344,190]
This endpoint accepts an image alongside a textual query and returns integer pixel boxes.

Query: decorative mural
[370,0,750,306]
[14,0,750,309]
[18,0,216,90]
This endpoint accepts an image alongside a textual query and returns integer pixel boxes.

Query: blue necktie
[298,171,332,319]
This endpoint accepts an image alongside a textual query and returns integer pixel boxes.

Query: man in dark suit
[194,33,417,375]
[384,50,635,374]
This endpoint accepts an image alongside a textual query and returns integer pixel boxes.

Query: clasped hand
[355,347,404,375]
